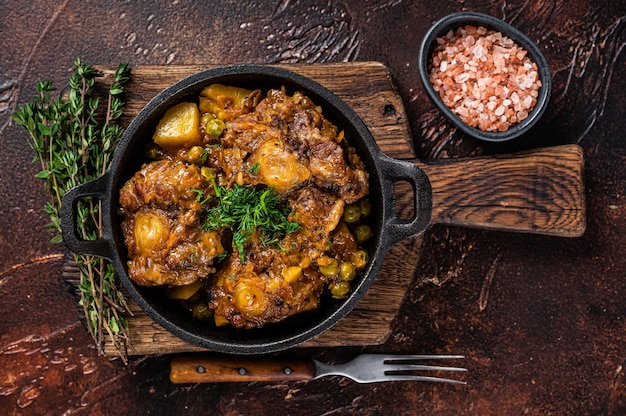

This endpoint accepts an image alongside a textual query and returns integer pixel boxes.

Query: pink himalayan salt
[429,25,542,132]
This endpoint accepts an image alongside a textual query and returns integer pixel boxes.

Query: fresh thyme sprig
[204,184,300,262]
[12,59,132,362]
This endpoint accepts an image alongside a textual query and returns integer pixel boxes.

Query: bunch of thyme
[12,59,132,362]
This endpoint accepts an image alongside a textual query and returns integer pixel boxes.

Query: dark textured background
[1,1,625,414]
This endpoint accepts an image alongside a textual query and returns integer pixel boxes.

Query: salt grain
[522,95,533,109]
[429,24,542,132]
[455,73,470,83]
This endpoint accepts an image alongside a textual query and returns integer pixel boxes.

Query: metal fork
[170,354,467,384]
[311,354,467,384]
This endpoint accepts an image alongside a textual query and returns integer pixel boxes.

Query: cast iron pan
[61,64,585,355]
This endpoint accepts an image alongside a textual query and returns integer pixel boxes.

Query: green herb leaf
[204,184,300,262]
[190,188,211,205]
[248,161,260,175]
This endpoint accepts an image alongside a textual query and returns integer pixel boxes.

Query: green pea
[342,204,361,223]
[329,280,351,299]
[319,258,339,277]
[187,146,207,165]
[201,166,216,181]
[354,225,372,243]
[201,113,213,126]
[205,118,226,140]
[352,250,369,270]
[339,262,356,281]
[192,302,214,320]
[145,144,165,160]
[359,200,372,218]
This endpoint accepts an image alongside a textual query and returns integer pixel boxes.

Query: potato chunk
[153,102,201,149]
[199,84,259,122]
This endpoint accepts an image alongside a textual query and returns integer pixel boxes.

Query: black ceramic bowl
[418,12,552,142]
[61,65,433,355]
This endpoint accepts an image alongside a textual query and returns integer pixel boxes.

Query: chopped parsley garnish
[203,184,300,262]
[248,161,260,175]
[190,188,211,205]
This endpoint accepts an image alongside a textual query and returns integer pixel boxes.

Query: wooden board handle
[169,356,315,383]
[415,144,586,237]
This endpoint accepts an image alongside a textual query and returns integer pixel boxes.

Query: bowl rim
[418,11,552,142]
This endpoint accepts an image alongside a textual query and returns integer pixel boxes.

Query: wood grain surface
[417,144,586,236]
[169,355,316,383]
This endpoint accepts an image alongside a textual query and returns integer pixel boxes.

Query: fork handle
[169,356,316,383]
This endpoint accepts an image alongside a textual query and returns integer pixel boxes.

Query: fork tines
[382,355,467,384]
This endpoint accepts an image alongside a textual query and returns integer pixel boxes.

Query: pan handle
[378,154,433,247]
[414,144,586,237]
[60,173,116,261]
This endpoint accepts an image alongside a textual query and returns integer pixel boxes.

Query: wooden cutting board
[85,62,585,356]
[91,62,421,355]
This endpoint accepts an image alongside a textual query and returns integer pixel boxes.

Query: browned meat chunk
[119,160,224,286]
[212,88,368,203]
